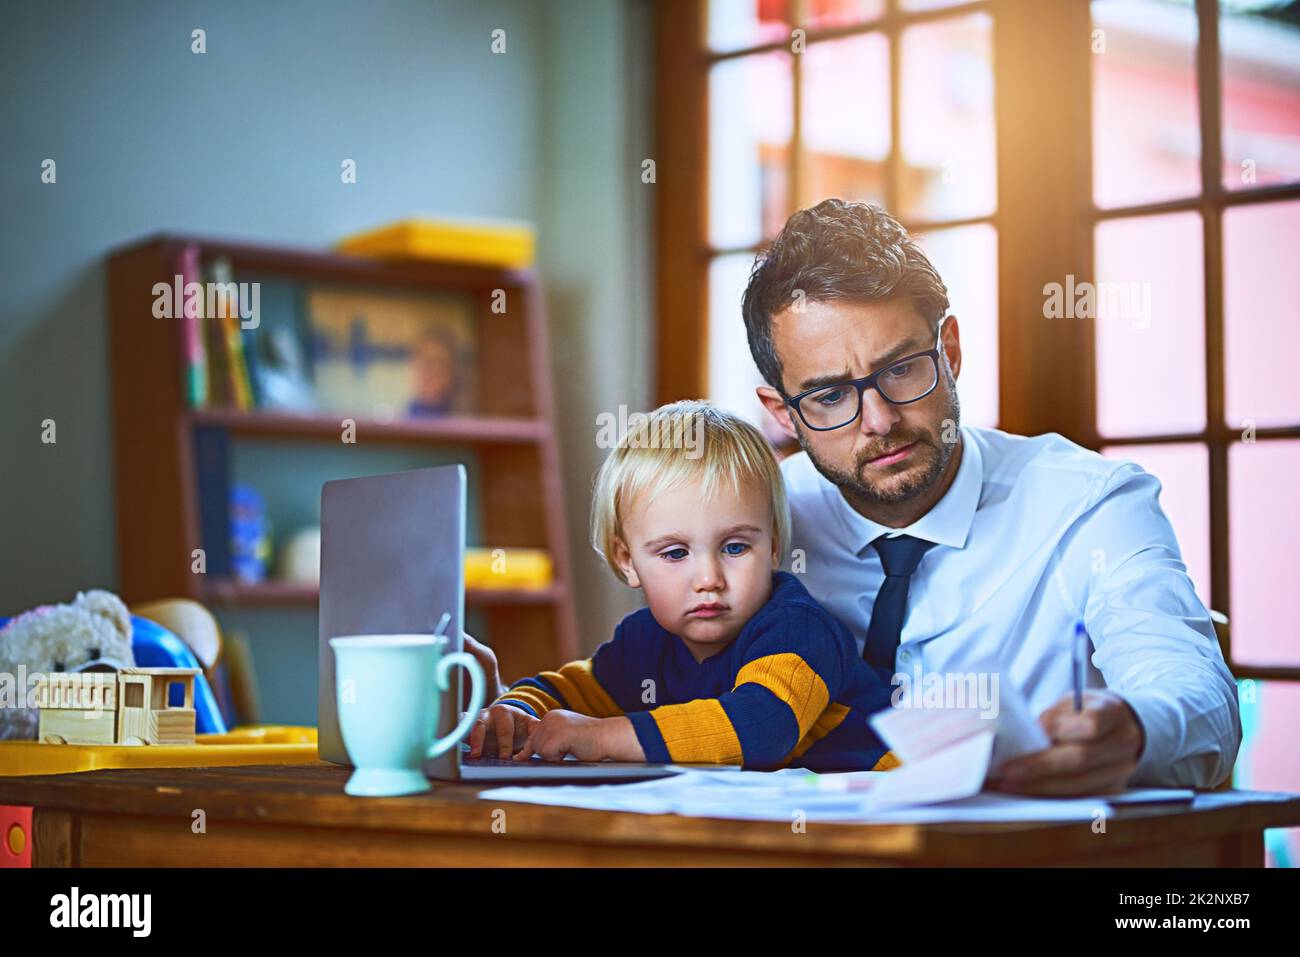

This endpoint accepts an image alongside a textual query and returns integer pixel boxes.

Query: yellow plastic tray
[336,218,535,269]
[0,725,320,777]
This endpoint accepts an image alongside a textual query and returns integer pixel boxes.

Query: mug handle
[427,651,485,760]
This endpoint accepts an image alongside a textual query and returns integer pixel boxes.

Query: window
[697,0,1000,438]
[658,0,1300,864]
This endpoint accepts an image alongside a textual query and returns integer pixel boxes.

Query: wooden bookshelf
[106,234,579,681]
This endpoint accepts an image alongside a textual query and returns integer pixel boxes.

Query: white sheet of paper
[868,670,1051,778]
[987,675,1053,773]
[858,728,994,811]
[867,701,987,765]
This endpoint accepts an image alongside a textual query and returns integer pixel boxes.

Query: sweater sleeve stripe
[546,658,624,717]
[780,701,850,766]
[645,698,745,764]
[734,652,830,738]
[494,699,539,718]
[872,751,902,771]
[637,652,834,767]
[493,683,558,718]
[775,703,900,770]
[499,659,624,719]
[626,709,671,763]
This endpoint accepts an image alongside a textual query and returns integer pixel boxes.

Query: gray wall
[0,0,653,723]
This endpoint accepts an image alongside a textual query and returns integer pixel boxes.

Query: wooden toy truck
[34,668,199,746]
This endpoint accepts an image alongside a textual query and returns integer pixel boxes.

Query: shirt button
[899,650,912,664]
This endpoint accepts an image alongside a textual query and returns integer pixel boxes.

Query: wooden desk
[3,763,1298,867]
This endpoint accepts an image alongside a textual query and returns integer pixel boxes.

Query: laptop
[318,464,684,783]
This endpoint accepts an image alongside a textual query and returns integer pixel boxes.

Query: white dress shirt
[780,424,1242,788]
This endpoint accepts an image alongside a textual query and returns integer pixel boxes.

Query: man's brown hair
[741,199,950,394]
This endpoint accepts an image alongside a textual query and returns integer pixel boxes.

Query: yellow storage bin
[337,218,535,269]
[465,547,553,590]
[0,725,321,777]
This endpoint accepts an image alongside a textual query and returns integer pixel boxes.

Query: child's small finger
[495,714,515,759]
[513,729,537,761]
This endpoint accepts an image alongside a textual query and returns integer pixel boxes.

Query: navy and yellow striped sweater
[495,572,900,772]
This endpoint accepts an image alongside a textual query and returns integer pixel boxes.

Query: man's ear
[940,315,962,381]
[757,385,798,441]
[611,537,641,588]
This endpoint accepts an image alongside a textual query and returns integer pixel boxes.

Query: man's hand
[513,711,644,763]
[461,631,507,702]
[989,689,1145,796]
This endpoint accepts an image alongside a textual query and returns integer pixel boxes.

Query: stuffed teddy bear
[0,590,135,741]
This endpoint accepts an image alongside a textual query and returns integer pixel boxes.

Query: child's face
[613,475,779,660]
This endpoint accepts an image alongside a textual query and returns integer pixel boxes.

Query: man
[745,199,1241,793]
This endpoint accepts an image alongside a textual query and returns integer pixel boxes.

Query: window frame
[654,0,1300,680]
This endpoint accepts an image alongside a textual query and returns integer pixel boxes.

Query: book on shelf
[183,256,256,412]
[181,254,480,421]
[193,425,232,577]
[179,245,208,409]
[210,257,254,411]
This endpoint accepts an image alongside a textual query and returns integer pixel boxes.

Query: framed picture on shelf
[303,286,477,419]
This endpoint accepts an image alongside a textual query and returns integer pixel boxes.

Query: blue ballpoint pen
[1072,620,1086,712]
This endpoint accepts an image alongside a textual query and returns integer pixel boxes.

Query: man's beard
[797,375,962,508]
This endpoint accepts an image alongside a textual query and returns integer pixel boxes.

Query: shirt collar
[828,426,983,556]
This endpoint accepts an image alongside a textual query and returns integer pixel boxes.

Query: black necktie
[863,534,936,671]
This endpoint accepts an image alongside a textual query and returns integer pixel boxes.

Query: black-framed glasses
[785,347,942,432]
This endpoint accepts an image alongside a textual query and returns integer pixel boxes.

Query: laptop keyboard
[463,753,582,767]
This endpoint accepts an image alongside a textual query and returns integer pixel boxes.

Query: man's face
[758,298,963,510]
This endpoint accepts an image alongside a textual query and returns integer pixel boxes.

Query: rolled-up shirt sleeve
[1059,463,1242,788]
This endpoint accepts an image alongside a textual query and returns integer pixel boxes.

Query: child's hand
[467,703,538,759]
[514,710,612,763]
[461,631,507,701]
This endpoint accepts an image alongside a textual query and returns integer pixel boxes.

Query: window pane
[900,13,996,221]
[914,224,998,428]
[708,254,773,434]
[799,33,890,210]
[1094,212,1206,438]
[1229,440,1300,668]
[1100,443,1211,606]
[804,0,884,30]
[1091,0,1200,209]
[1221,3,1300,190]
[1235,680,1300,868]
[1224,199,1300,429]
[709,53,793,249]
[708,0,790,53]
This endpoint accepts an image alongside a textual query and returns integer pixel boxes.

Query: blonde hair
[590,400,791,584]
